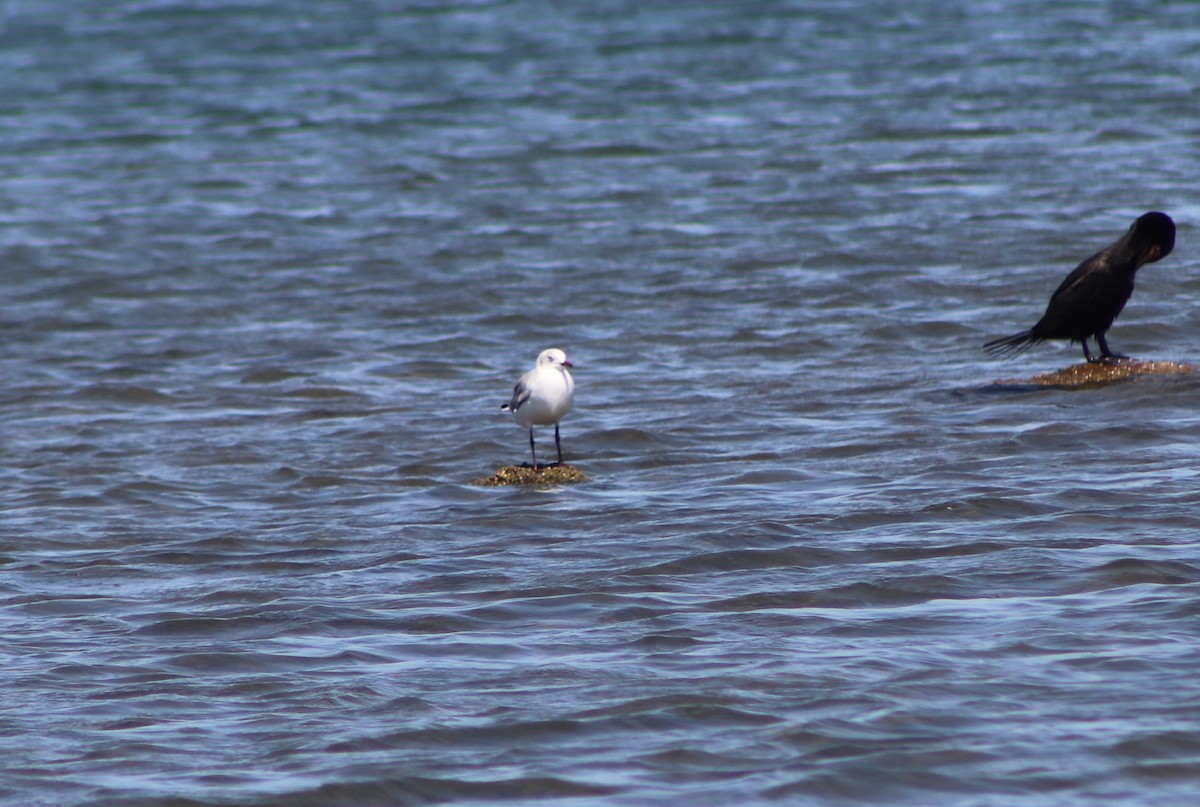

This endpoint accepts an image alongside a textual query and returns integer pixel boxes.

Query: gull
[501,348,575,469]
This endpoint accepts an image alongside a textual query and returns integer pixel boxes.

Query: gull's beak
[561,360,574,368]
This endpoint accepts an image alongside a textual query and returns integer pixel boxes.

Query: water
[3,1,1200,804]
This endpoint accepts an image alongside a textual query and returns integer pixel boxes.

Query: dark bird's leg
[1081,338,1095,363]
[528,429,539,470]
[554,423,564,466]
[1096,333,1128,362]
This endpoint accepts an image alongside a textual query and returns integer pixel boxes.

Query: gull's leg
[554,423,564,466]
[529,429,538,470]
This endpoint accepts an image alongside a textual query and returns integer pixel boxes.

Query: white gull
[501,348,575,469]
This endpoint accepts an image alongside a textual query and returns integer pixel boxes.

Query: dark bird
[984,211,1176,363]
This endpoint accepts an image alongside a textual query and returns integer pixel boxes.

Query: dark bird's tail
[983,330,1040,358]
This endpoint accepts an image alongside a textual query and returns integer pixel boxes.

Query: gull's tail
[983,329,1040,359]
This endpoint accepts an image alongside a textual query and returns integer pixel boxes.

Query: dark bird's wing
[984,254,1117,357]
[1034,258,1131,339]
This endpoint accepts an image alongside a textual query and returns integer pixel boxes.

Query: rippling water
[4,2,1200,805]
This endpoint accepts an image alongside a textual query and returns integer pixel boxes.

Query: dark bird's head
[1130,211,1175,264]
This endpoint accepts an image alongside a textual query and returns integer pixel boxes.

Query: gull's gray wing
[502,377,532,411]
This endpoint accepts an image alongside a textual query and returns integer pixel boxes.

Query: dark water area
[3,2,1200,805]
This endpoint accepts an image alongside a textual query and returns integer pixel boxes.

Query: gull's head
[537,348,573,369]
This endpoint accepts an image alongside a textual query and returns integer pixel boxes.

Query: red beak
[562,360,574,368]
